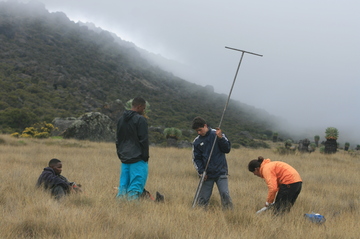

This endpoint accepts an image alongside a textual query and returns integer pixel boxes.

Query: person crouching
[248,156,302,215]
[36,158,81,200]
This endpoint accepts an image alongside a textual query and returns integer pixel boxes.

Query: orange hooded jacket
[259,159,302,204]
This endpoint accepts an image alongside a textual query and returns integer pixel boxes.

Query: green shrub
[149,131,165,144]
[0,101,9,110]
[260,134,268,140]
[0,108,39,132]
[325,127,339,140]
[275,146,295,155]
[272,132,278,142]
[163,127,182,140]
[309,143,316,152]
[248,140,270,149]
[285,139,292,148]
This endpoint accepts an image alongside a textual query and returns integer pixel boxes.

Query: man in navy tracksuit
[192,117,233,209]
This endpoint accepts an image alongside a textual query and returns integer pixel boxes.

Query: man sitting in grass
[36,158,81,200]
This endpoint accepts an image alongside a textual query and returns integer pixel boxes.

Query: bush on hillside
[0,108,39,133]
[275,146,296,155]
[11,122,56,139]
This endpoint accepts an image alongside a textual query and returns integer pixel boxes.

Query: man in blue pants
[116,97,164,202]
[116,97,149,200]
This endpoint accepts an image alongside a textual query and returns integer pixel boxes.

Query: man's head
[192,117,209,136]
[131,97,146,115]
[49,158,62,175]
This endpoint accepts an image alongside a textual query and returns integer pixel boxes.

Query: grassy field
[0,134,359,238]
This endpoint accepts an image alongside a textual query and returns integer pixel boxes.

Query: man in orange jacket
[248,156,302,215]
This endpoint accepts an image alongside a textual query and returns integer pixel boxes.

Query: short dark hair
[248,156,264,172]
[132,97,146,107]
[49,158,61,167]
[192,116,207,130]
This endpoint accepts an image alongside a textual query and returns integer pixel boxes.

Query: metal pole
[225,46,263,57]
[192,46,262,208]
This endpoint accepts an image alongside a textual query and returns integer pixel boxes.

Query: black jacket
[116,110,149,164]
[192,127,231,178]
[36,167,71,193]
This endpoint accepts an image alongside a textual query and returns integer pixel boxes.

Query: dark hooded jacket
[36,167,71,194]
[116,110,149,164]
[192,127,231,179]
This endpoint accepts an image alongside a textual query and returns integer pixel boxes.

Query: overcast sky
[13,0,360,144]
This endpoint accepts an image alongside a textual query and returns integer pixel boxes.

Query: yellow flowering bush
[11,122,57,139]
[11,132,20,138]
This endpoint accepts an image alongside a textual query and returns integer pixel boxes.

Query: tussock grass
[0,134,359,238]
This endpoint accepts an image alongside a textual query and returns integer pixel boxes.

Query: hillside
[0,1,283,146]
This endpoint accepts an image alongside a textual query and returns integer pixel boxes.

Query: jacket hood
[44,166,62,176]
[259,158,271,178]
[44,167,55,173]
[123,110,138,122]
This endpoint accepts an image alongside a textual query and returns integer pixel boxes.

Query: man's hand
[70,182,83,193]
[215,127,222,139]
[199,174,208,181]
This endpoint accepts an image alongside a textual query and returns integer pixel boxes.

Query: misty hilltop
[0,1,284,146]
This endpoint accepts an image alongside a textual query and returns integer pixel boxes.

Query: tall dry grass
[0,134,359,239]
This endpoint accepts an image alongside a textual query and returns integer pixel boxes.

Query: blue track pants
[116,160,148,200]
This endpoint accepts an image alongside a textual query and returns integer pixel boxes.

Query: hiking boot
[155,191,165,203]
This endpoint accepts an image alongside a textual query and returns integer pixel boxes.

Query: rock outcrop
[59,112,115,142]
